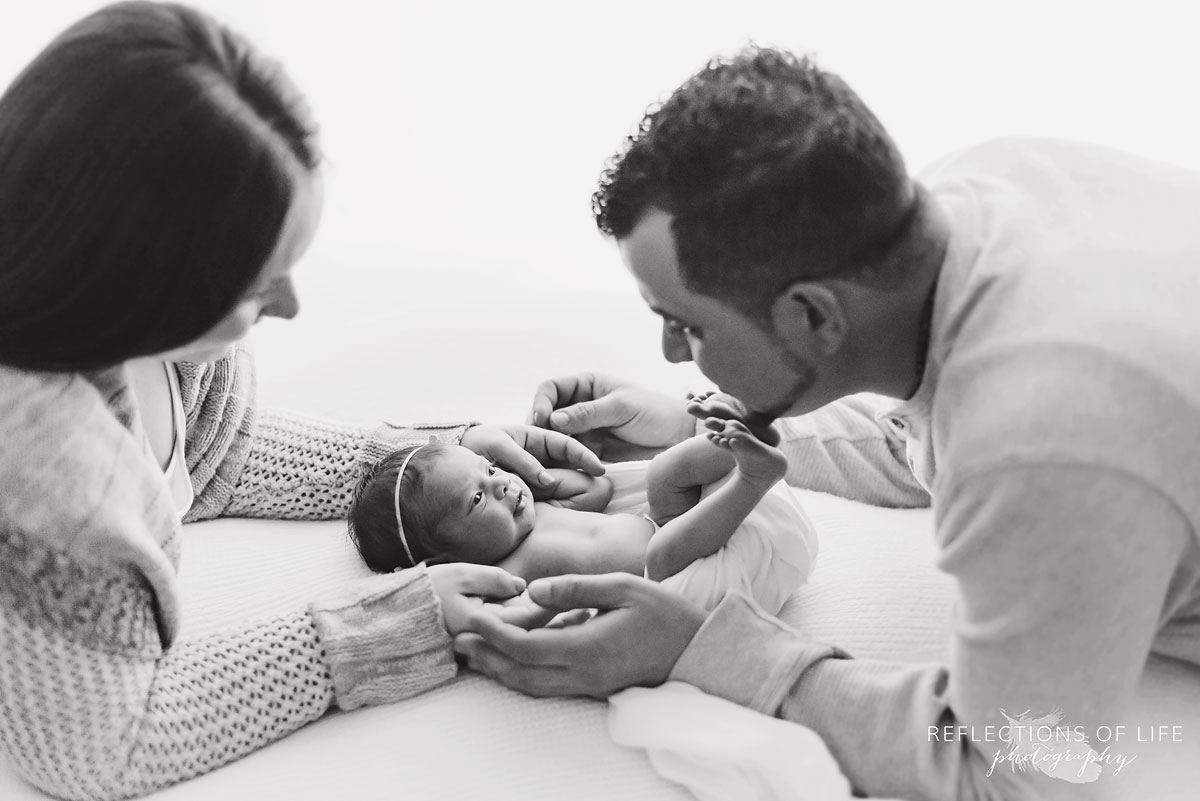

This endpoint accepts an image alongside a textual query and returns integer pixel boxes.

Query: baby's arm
[644,417,787,581]
[540,468,613,512]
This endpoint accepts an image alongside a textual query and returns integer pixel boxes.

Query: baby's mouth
[513,490,526,515]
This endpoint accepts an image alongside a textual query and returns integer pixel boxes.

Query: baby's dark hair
[348,443,451,573]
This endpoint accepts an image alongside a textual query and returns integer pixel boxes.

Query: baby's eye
[472,490,484,506]
[487,464,497,475]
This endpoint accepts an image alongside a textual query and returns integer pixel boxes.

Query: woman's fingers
[546,608,595,629]
[493,601,559,630]
[444,563,527,599]
[524,426,605,476]
[480,429,556,487]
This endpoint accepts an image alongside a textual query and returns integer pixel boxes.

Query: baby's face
[427,445,536,564]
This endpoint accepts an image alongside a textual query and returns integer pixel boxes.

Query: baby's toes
[698,397,746,421]
[720,419,750,437]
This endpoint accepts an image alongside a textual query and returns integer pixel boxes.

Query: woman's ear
[769,282,847,356]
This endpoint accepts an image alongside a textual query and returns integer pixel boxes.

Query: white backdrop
[3,1,1198,425]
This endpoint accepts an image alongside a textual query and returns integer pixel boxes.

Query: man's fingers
[548,395,635,436]
[526,572,642,611]
[454,634,587,697]
[527,374,600,428]
[527,377,567,427]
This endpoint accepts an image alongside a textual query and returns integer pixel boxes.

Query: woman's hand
[427,563,527,636]
[460,423,605,497]
[525,372,696,462]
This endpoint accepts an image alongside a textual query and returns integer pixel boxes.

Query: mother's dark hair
[0,1,319,371]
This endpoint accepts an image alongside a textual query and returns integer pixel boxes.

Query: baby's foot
[704,418,787,487]
[687,390,781,447]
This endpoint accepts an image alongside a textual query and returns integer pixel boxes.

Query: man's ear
[769,282,847,356]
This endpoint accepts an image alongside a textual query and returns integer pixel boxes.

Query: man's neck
[856,189,951,400]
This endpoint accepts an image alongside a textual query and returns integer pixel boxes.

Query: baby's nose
[491,477,509,498]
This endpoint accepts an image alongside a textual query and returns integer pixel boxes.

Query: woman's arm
[0,530,455,801]
[178,344,474,523]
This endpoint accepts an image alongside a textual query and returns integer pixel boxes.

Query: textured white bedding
[2,488,1197,800]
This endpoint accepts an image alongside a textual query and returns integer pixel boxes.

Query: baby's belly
[591,512,655,575]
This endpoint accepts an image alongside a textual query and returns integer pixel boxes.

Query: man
[455,46,1200,799]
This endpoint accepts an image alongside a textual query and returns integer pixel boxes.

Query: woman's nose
[260,277,300,320]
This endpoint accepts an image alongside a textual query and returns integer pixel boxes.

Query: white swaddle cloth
[604,462,841,801]
[609,683,862,801]
[602,460,817,615]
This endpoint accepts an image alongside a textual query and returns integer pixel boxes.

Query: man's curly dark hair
[593,45,918,321]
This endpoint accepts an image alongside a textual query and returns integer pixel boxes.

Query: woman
[0,4,599,799]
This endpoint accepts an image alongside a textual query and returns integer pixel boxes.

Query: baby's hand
[540,469,613,512]
[703,417,787,487]
[687,390,781,447]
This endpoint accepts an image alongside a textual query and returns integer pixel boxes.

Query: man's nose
[661,327,692,364]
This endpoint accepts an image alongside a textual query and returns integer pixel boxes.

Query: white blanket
[2,489,1197,800]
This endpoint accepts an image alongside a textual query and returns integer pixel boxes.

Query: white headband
[392,445,424,568]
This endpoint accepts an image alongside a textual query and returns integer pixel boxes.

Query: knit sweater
[0,342,471,801]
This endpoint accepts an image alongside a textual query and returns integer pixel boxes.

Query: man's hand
[526,373,696,462]
[460,424,604,495]
[454,573,707,697]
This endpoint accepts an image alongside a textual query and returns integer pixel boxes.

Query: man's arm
[775,393,930,507]
[671,463,1189,800]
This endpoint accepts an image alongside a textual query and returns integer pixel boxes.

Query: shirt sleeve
[0,548,454,801]
[177,345,473,522]
[774,393,930,508]
[670,463,1190,800]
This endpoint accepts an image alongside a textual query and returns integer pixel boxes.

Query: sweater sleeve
[176,345,473,523]
[775,393,930,508]
[0,531,455,801]
[669,464,1191,800]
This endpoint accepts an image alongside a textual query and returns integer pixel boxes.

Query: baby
[347,394,816,614]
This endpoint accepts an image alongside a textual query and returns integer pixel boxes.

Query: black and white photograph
[1,2,1197,799]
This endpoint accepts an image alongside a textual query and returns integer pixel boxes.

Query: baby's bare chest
[501,506,654,581]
